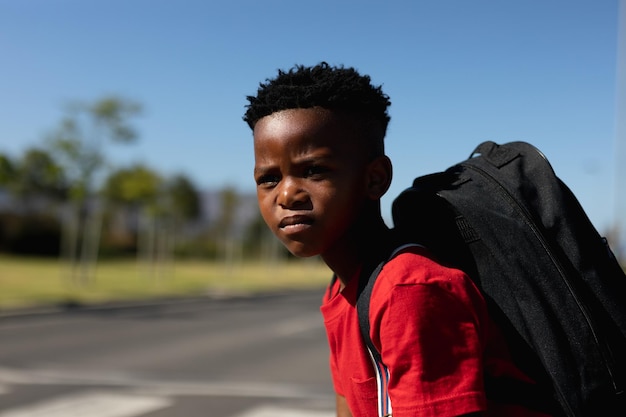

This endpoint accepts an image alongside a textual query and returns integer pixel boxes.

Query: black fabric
[356,259,386,366]
[357,141,626,417]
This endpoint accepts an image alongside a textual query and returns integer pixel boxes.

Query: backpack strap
[356,243,424,417]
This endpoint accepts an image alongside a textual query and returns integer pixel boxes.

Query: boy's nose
[277,178,307,208]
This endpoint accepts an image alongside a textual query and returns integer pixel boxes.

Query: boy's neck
[321,213,392,290]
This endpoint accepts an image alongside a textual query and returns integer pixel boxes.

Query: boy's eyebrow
[254,148,337,175]
[253,165,273,175]
[294,147,337,162]
[256,152,334,168]
[293,154,333,165]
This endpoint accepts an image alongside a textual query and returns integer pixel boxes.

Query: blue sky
[1,0,624,234]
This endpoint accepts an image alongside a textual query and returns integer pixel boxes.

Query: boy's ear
[366,155,393,199]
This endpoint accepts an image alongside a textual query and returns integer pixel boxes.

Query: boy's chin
[288,249,320,259]
[283,242,321,258]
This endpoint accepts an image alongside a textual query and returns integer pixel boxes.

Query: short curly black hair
[243,62,391,145]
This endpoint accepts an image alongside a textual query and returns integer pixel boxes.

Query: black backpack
[357,141,626,417]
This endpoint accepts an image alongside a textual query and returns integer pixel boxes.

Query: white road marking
[235,405,334,417]
[0,367,333,400]
[0,391,172,417]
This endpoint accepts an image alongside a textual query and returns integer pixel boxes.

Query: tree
[46,96,142,284]
[160,174,201,259]
[0,153,16,188]
[14,148,68,204]
[104,165,162,206]
[165,174,201,222]
[103,164,162,271]
[211,186,241,269]
[103,168,202,275]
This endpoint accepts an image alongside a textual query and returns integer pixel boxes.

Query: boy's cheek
[258,208,277,234]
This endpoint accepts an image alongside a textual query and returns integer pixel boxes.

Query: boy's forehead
[253,108,362,148]
[255,108,333,132]
[252,108,378,166]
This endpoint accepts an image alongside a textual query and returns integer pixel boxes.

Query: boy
[243,63,550,417]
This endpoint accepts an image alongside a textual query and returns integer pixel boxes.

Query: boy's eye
[256,174,280,187]
[304,165,328,178]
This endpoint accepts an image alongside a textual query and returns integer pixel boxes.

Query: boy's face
[253,108,373,258]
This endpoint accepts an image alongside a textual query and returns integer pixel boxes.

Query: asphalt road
[0,290,335,416]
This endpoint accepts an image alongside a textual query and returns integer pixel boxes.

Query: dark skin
[253,107,392,287]
[253,107,482,417]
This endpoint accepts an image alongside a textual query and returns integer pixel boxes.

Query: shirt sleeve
[370,255,489,417]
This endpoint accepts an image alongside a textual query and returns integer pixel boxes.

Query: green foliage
[0,153,16,186]
[0,148,68,200]
[14,148,68,200]
[89,96,142,144]
[47,119,103,201]
[103,164,162,205]
[45,96,142,197]
[165,174,201,220]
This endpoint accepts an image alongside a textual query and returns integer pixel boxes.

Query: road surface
[0,290,335,416]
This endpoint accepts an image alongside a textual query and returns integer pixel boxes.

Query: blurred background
[0,2,624,416]
[0,0,624,308]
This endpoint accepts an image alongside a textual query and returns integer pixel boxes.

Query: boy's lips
[279,215,314,229]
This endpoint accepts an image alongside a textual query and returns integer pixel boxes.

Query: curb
[0,288,324,320]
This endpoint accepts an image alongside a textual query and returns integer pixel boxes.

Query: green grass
[0,255,332,311]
